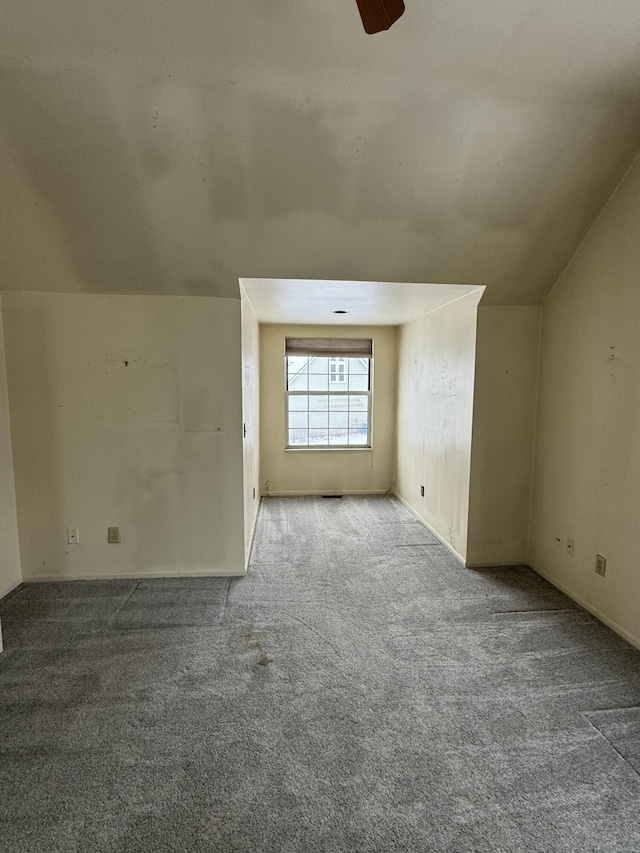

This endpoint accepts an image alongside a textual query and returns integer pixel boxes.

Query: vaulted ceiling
[1,0,640,304]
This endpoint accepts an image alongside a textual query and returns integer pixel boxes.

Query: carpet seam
[581,711,640,779]
[98,583,140,632]
[220,578,232,622]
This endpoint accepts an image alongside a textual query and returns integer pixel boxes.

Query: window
[285,338,372,448]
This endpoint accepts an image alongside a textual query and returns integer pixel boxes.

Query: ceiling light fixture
[355,0,405,34]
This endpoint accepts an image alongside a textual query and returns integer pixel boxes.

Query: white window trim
[284,354,373,451]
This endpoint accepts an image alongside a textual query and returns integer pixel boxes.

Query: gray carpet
[1,495,640,852]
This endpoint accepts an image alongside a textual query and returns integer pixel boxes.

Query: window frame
[284,349,373,452]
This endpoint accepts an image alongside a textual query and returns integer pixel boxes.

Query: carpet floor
[1,495,640,852]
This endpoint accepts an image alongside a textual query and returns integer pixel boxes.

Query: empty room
[2,1,640,851]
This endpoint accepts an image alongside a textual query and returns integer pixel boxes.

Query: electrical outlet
[107,527,121,544]
[595,554,607,577]
[67,528,79,545]
[420,485,425,497]
[566,538,575,556]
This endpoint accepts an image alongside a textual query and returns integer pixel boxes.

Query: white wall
[530,155,640,649]
[2,292,246,579]
[395,292,481,563]
[260,324,397,495]
[0,299,21,609]
[467,306,541,566]
[240,288,260,566]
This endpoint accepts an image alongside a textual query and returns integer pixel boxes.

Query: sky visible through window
[286,356,370,447]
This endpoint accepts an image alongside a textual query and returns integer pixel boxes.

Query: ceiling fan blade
[355,0,405,34]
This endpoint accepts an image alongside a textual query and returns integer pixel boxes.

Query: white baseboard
[529,561,640,653]
[261,489,391,497]
[466,560,528,569]
[24,567,247,582]
[392,492,466,566]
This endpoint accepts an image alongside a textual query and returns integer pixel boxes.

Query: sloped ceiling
[1,0,640,304]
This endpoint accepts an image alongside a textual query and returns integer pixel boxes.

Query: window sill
[285,446,372,452]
